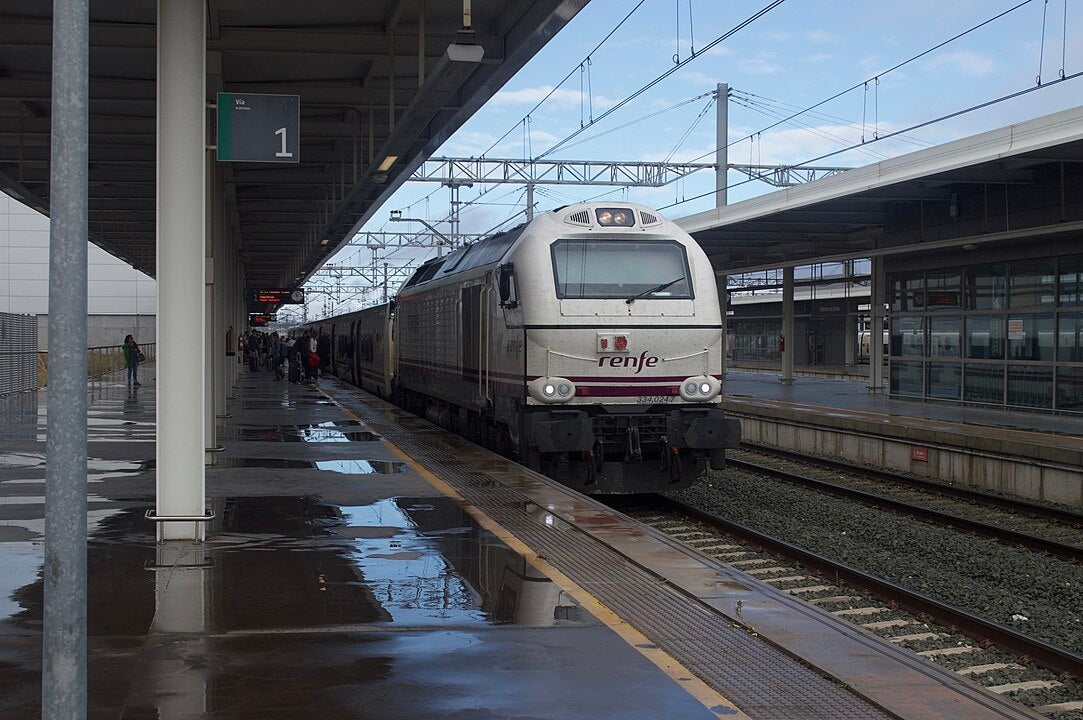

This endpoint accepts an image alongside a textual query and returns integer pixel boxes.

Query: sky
[296,0,1082,320]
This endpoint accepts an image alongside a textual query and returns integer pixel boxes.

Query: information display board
[217,93,300,163]
[246,288,305,305]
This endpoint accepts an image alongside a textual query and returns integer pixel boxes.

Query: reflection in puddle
[213,458,405,474]
[341,497,582,626]
[0,456,153,473]
[219,421,380,443]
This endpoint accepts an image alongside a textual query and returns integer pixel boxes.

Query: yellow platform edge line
[322,388,749,720]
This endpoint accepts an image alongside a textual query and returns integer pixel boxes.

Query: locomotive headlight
[680,375,721,402]
[529,377,576,404]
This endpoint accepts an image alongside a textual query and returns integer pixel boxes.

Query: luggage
[288,360,301,383]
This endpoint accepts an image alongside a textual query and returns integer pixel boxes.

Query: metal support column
[715,83,728,208]
[43,2,89,717]
[869,256,885,392]
[156,0,207,540]
[716,274,728,378]
[781,266,795,385]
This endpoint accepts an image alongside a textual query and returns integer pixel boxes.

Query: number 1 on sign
[275,127,293,158]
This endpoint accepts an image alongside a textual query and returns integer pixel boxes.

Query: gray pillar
[869,256,885,392]
[212,171,228,420]
[157,0,207,540]
[43,2,89,717]
[781,266,795,385]
[204,157,215,460]
[844,310,856,368]
[715,83,728,208]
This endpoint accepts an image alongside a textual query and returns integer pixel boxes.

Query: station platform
[723,370,1083,508]
[0,367,1050,719]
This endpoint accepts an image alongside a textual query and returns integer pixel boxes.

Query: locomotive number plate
[636,395,675,403]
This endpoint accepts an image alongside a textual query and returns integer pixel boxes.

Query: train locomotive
[309,202,741,493]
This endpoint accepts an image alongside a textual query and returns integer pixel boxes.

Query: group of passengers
[239,329,328,385]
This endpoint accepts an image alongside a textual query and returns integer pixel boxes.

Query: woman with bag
[122,334,142,387]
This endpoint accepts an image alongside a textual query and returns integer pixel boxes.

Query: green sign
[217,93,299,163]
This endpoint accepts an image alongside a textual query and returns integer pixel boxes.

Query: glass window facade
[889,253,1082,412]
[965,264,1005,311]
[1059,313,1083,362]
[1009,260,1055,308]
[890,316,924,356]
[1061,257,1083,306]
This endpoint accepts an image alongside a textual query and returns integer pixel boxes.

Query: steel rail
[729,457,1082,562]
[743,444,1083,527]
[654,495,1083,678]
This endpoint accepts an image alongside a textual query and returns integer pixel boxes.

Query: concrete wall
[1,191,157,350]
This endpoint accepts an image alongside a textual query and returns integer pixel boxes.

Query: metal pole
[44,1,89,718]
[715,83,728,208]
[781,265,794,385]
[526,181,534,220]
[869,256,885,392]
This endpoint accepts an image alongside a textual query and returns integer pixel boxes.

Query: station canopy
[679,107,1083,275]
[0,1,585,287]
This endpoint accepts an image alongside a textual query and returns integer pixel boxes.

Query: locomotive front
[504,203,741,493]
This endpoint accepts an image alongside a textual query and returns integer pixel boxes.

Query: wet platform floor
[0,371,724,720]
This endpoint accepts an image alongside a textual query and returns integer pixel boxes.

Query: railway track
[728,447,1083,562]
[618,494,1083,717]
[739,445,1083,528]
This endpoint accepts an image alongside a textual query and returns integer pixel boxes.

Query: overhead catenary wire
[535,0,789,161]
[659,68,1083,211]
[684,0,1039,166]
[479,1,648,158]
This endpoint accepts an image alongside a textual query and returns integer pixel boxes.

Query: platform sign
[217,93,299,163]
[245,288,305,305]
[911,447,928,462]
[248,314,275,327]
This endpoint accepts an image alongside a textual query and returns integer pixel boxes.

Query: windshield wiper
[625,278,683,304]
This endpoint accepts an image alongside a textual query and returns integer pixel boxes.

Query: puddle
[340,497,583,626]
[0,494,584,636]
[213,458,405,474]
[220,421,379,443]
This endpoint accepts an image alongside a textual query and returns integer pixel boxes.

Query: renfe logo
[598,351,660,374]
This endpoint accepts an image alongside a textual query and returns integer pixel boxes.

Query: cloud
[802,53,833,65]
[440,128,563,158]
[807,31,837,45]
[491,85,616,110]
[924,50,996,76]
[678,70,725,88]
[740,55,784,75]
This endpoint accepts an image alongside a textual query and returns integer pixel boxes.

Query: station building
[680,107,1083,415]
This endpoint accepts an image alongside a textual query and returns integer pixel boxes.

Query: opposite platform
[723,370,1083,507]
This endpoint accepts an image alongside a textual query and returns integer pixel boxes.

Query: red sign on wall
[911,447,929,462]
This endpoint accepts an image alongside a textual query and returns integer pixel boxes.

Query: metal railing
[37,343,157,387]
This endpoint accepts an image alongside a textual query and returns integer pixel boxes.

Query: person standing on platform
[316,331,331,378]
[246,331,260,372]
[122,334,142,387]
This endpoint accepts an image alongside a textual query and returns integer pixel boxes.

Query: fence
[0,313,38,395]
[36,343,157,388]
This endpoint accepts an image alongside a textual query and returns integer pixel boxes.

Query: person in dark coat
[122,334,142,386]
[246,331,260,372]
[316,332,331,377]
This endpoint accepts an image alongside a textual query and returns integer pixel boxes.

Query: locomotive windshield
[551,239,693,300]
